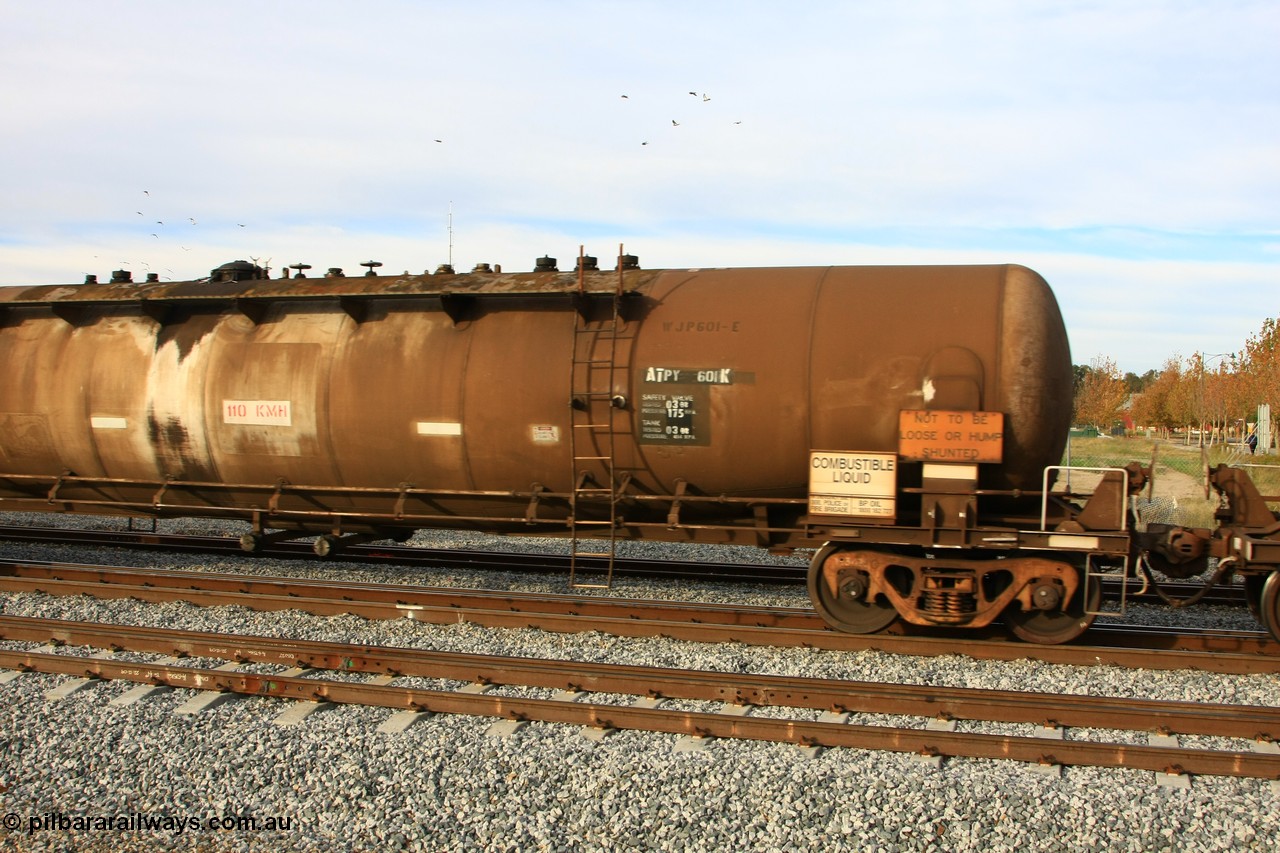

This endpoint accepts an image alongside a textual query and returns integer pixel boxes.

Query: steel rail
[0,558,1268,648]
[3,615,1278,740]
[0,524,1251,602]
[2,644,1276,780]
[0,561,1276,673]
[0,525,807,583]
[0,559,817,626]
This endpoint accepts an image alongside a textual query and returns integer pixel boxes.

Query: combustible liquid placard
[808,451,897,519]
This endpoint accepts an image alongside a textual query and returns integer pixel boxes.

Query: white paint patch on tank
[416,421,463,436]
[145,332,217,478]
[105,318,180,479]
[921,378,936,403]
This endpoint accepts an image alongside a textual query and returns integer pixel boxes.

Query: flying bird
[238,223,246,227]
[671,120,679,126]
[188,218,196,224]
[620,94,629,99]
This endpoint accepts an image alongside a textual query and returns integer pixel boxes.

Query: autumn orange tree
[1128,356,1183,436]
[1072,356,1129,431]
[1188,352,1244,442]
[1240,318,1279,403]
[1239,316,1279,449]
[1110,314,1277,447]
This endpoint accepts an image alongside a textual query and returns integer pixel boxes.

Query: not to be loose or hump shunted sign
[808,451,897,519]
[897,410,1004,463]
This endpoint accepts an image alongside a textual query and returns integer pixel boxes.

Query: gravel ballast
[0,517,1277,851]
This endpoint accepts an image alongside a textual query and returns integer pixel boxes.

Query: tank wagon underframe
[0,260,1277,643]
[0,467,1138,552]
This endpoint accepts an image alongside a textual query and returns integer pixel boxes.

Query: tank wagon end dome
[994,263,1073,488]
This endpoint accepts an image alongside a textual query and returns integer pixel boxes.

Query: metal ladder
[567,247,625,589]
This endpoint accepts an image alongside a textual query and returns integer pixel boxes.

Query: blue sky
[1,1,1276,374]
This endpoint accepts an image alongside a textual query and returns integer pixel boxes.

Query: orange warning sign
[898,410,1004,463]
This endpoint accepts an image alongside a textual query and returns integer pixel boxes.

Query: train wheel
[1003,572,1101,645]
[1260,572,1280,642]
[807,544,899,634]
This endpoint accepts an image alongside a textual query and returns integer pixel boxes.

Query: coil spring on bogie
[922,589,977,616]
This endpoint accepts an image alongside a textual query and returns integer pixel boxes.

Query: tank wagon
[0,254,1276,644]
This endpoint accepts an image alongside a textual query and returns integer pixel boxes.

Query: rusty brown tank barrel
[0,263,1071,533]
[630,264,1071,494]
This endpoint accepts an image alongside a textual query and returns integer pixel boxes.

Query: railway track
[2,615,1278,781]
[0,523,1249,605]
[1,560,1275,673]
[0,524,806,584]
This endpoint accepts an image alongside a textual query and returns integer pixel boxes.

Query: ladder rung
[572,551,616,558]
[572,521,615,528]
[569,582,612,589]
[575,488,614,495]
[574,455,611,461]
[572,424,611,430]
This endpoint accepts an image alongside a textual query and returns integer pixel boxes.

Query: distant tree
[1128,357,1183,436]
[1073,356,1129,431]
[1239,316,1279,450]
[1118,315,1278,449]
[1166,354,1201,435]
[1075,312,1274,445]
[1199,356,1245,444]
[1072,363,1091,395]
[1241,317,1279,405]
